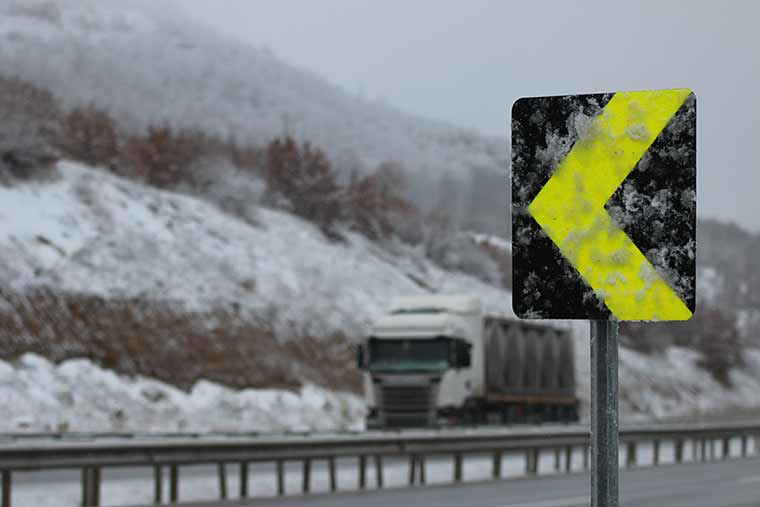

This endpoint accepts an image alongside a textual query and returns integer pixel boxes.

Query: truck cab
[357,294,484,428]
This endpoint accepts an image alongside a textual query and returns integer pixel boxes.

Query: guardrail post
[700,439,707,461]
[218,463,227,499]
[741,435,748,457]
[302,458,311,494]
[2,470,11,507]
[81,468,88,507]
[674,439,683,463]
[453,452,463,482]
[169,464,179,503]
[653,440,660,466]
[583,445,589,470]
[328,456,337,492]
[81,467,100,507]
[565,446,572,472]
[239,462,249,498]
[408,455,416,485]
[492,451,502,479]
[526,448,538,475]
[276,460,285,496]
[625,442,636,468]
[554,448,561,471]
[153,465,162,504]
[359,455,367,489]
[710,439,716,459]
[722,438,730,460]
[419,455,426,485]
[374,455,384,488]
[93,468,101,507]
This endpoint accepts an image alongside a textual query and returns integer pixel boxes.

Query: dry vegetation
[0,286,361,393]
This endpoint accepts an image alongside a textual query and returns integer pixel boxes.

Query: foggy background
[179,0,760,232]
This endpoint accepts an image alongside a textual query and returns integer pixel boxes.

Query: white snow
[470,232,512,253]
[697,266,723,304]
[3,161,760,430]
[618,346,760,420]
[0,161,512,339]
[0,352,364,433]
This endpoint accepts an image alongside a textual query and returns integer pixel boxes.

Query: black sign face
[511,90,696,321]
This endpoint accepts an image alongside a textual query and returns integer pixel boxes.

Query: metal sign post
[591,321,619,507]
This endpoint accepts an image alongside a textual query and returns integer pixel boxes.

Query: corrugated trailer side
[482,318,578,422]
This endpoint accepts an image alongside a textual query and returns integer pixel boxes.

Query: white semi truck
[356,294,578,428]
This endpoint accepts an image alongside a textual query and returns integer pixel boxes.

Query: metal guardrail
[1,421,759,506]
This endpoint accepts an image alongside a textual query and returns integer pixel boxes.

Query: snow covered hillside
[0,0,506,226]
[2,161,760,431]
[0,160,511,431]
[0,161,512,339]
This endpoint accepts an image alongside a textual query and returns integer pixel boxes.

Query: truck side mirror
[356,344,366,370]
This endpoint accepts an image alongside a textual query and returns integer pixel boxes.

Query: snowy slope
[0,0,505,185]
[0,161,513,340]
[1,161,760,430]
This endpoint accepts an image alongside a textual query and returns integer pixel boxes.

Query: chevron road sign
[510,88,697,507]
[511,89,696,322]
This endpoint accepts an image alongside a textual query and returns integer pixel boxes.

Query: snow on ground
[618,347,760,420]
[2,162,760,432]
[0,353,364,433]
[470,232,512,253]
[697,266,723,305]
[0,161,512,339]
[570,327,760,422]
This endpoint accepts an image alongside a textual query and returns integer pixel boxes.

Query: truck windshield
[368,337,449,372]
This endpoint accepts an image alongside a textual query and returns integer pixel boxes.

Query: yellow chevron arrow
[527,89,693,321]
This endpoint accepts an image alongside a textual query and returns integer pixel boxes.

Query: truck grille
[378,383,436,427]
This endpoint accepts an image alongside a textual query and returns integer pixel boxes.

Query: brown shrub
[122,126,205,188]
[263,137,342,237]
[345,161,414,240]
[229,143,263,174]
[59,105,119,167]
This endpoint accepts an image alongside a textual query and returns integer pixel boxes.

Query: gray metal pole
[591,320,619,507]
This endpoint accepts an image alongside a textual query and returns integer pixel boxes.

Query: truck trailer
[357,294,578,428]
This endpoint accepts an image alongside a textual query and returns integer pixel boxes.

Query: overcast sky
[178,0,759,232]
